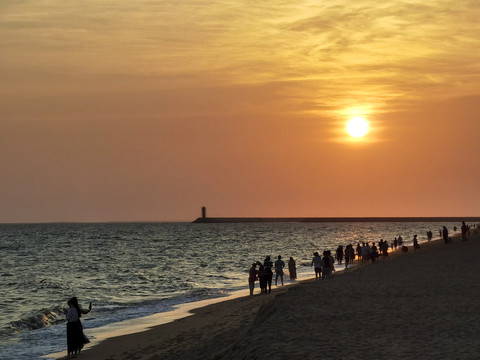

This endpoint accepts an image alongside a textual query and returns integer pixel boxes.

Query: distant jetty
[193,216,480,224]
[193,207,480,223]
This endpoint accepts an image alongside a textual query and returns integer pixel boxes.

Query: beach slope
[82,230,480,360]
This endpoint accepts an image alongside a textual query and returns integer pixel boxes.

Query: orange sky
[0,1,479,222]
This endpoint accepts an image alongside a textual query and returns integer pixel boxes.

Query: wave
[183,287,230,299]
[9,306,65,333]
[4,287,224,335]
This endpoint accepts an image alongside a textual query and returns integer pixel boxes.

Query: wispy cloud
[1,0,480,119]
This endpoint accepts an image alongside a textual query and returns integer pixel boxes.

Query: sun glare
[346,117,369,138]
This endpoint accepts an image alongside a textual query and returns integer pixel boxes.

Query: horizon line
[0,216,479,225]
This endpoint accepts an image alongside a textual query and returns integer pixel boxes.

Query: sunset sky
[1,0,479,222]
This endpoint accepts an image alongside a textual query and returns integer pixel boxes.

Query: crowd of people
[248,240,397,295]
[248,246,360,295]
[248,255,298,295]
[247,222,478,295]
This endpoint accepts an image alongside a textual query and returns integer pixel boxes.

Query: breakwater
[193,217,480,223]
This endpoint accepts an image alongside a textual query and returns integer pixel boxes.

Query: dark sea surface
[0,221,463,359]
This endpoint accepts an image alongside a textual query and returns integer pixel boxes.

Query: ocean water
[0,221,462,360]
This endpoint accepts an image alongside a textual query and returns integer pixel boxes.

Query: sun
[346,116,369,138]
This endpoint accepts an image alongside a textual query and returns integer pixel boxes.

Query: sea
[0,221,465,360]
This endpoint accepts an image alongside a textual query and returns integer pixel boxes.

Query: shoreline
[46,245,372,358]
[46,268,318,359]
[62,229,480,359]
[46,268,325,359]
[47,279,300,360]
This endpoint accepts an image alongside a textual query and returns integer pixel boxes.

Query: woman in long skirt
[66,297,92,357]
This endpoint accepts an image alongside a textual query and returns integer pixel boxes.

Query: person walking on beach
[378,240,384,257]
[380,239,389,257]
[321,251,334,279]
[248,263,259,295]
[361,243,370,265]
[288,257,297,280]
[311,252,322,281]
[263,256,273,293]
[344,244,354,267]
[335,245,344,265]
[258,264,268,294]
[461,221,468,241]
[274,255,285,286]
[66,297,92,358]
[413,235,420,251]
[349,244,355,263]
[370,243,378,262]
[443,226,449,244]
[356,243,362,262]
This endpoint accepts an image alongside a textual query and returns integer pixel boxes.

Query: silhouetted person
[443,226,449,244]
[427,231,433,241]
[413,235,420,251]
[66,297,91,357]
[461,221,468,241]
[344,244,354,267]
[288,257,297,280]
[311,252,322,281]
[349,244,355,263]
[258,264,267,294]
[274,255,285,286]
[361,242,370,265]
[322,250,334,279]
[248,263,259,295]
[356,243,362,261]
[397,236,403,246]
[379,239,389,256]
[263,256,273,293]
[335,245,344,265]
[370,243,378,262]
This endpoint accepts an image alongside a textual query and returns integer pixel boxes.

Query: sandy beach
[78,229,480,360]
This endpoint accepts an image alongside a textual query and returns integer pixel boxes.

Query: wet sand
[79,229,480,360]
